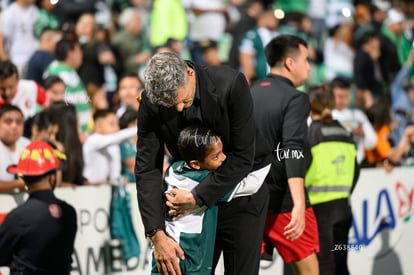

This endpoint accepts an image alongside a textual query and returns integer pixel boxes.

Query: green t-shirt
[33,9,60,38]
[46,61,92,134]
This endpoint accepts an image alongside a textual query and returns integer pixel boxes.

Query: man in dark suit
[135,52,271,275]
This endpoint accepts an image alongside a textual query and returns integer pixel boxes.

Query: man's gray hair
[118,8,140,27]
[144,52,188,107]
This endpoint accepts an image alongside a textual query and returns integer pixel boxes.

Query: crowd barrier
[1,167,413,275]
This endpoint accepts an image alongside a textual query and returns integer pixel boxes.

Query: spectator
[75,13,103,88]
[118,107,138,184]
[250,35,319,275]
[364,99,414,171]
[82,108,136,184]
[305,85,359,275]
[0,105,29,193]
[23,110,52,141]
[23,109,63,152]
[239,9,279,85]
[0,141,77,274]
[45,38,92,135]
[353,31,382,110]
[331,76,377,165]
[43,75,66,106]
[379,8,406,87]
[0,0,39,77]
[0,60,48,119]
[48,101,85,186]
[391,47,414,145]
[114,73,142,117]
[75,12,121,97]
[111,7,151,74]
[26,28,62,86]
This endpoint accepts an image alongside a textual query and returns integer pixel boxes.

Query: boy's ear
[189,160,201,170]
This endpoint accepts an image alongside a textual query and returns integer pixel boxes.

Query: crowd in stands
[1,0,414,192]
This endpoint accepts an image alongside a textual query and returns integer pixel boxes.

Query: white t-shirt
[323,38,354,81]
[189,0,226,41]
[332,108,377,163]
[0,137,30,181]
[11,79,47,120]
[0,2,39,66]
[82,127,137,184]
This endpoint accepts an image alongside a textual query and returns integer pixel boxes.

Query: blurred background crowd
[1,0,414,192]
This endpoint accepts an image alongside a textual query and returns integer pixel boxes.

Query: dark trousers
[212,182,269,275]
[313,199,352,275]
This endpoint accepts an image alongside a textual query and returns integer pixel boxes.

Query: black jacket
[251,74,311,212]
[0,190,77,274]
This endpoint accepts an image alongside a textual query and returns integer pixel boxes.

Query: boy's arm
[88,127,137,150]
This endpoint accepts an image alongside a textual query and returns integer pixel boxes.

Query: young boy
[152,125,269,275]
[0,61,48,119]
[151,125,226,275]
[82,109,136,184]
[0,105,30,193]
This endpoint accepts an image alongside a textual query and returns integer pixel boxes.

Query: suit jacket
[135,62,270,233]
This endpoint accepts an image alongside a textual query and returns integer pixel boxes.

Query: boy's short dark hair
[0,60,18,80]
[0,104,23,119]
[93,108,116,122]
[177,125,221,164]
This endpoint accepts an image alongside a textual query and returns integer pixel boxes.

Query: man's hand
[151,230,184,275]
[165,189,197,220]
[284,204,305,241]
[285,177,306,241]
[283,206,305,241]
